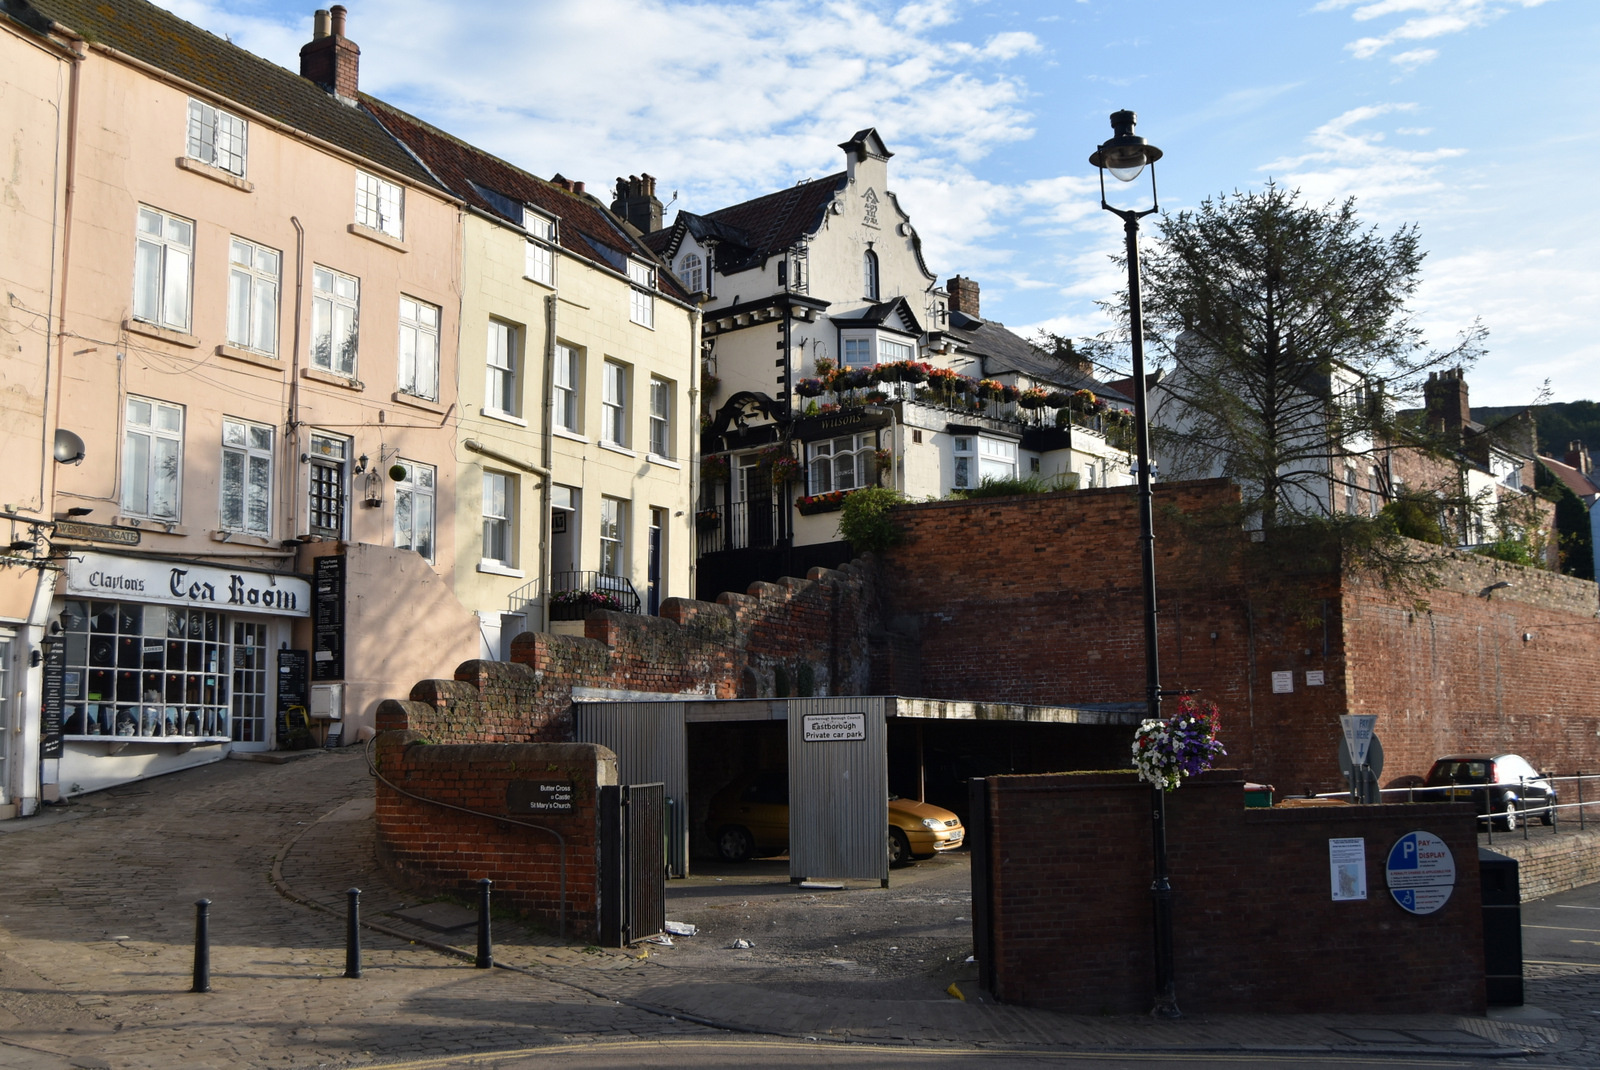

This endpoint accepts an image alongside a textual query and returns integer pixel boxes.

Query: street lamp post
[1090,109,1180,1020]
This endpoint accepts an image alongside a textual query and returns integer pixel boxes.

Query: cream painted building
[0,0,481,810]
[364,105,700,656]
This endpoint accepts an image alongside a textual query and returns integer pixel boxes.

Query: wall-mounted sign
[64,551,309,617]
[1306,670,1325,687]
[1270,671,1294,694]
[802,712,866,742]
[507,779,575,814]
[1329,837,1366,901]
[1385,831,1456,915]
[312,555,345,681]
[53,520,140,546]
[40,638,64,759]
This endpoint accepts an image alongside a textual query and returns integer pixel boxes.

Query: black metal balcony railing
[547,571,642,621]
[697,497,782,556]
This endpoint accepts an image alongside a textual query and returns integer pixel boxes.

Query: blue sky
[167,0,1596,404]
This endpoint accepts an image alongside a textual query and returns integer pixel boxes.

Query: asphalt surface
[0,748,1596,1069]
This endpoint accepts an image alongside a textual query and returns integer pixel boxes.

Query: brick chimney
[300,6,360,101]
[947,276,980,319]
[1565,440,1592,475]
[1424,368,1470,437]
[612,174,663,234]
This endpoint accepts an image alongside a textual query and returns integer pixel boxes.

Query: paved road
[0,749,1595,1069]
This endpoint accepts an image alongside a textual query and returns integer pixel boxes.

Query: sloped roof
[673,175,847,273]
[946,312,1132,403]
[832,297,922,335]
[1540,454,1600,502]
[361,99,688,300]
[12,0,441,192]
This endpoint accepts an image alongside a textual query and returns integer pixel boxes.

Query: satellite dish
[54,429,86,465]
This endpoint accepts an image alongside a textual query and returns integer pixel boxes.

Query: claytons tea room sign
[65,552,310,617]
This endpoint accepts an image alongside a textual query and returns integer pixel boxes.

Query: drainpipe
[687,307,702,602]
[538,293,558,634]
[287,217,306,540]
[48,35,83,505]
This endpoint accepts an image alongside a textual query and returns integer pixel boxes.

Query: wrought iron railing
[547,571,642,620]
[697,497,782,556]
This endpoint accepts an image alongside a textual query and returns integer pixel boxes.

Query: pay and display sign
[1385,831,1456,915]
[1340,714,1378,766]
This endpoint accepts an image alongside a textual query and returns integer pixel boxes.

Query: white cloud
[1258,104,1466,208]
[1315,0,1554,61]
[1389,47,1439,67]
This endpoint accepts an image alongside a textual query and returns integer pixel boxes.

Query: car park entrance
[576,694,1142,884]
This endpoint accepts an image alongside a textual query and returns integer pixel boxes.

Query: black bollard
[345,887,362,979]
[192,898,211,993]
[475,878,493,969]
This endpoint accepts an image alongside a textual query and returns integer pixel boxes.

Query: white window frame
[879,337,914,363]
[482,471,515,567]
[649,377,674,459]
[355,170,404,239]
[600,496,627,578]
[397,296,441,401]
[524,207,557,286]
[219,416,273,537]
[553,343,581,433]
[187,98,247,176]
[393,459,436,563]
[842,336,873,368]
[486,320,520,416]
[678,252,702,292]
[807,433,875,495]
[627,260,656,328]
[122,396,184,521]
[311,265,360,378]
[227,237,280,355]
[133,205,194,332]
[602,360,629,447]
[953,434,1017,490]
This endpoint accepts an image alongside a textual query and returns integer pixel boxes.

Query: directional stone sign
[1385,831,1456,915]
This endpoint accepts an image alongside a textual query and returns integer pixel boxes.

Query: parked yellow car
[707,773,964,865]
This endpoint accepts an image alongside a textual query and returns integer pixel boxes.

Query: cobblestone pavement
[1,749,1596,1068]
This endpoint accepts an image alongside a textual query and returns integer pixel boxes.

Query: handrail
[1295,770,1600,842]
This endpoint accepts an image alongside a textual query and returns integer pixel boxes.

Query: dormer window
[627,259,656,328]
[187,99,247,176]
[863,249,880,301]
[524,206,557,286]
[678,252,702,292]
[355,170,403,239]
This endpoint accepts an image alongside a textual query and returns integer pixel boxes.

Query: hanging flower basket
[700,454,730,482]
[796,489,855,515]
[695,509,722,532]
[796,377,826,398]
[1131,696,1226,792]
[1017,387,1050,410]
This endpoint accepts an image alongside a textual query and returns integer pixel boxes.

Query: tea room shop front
[50,552,310,796]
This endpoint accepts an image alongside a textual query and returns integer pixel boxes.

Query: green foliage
[1378,495,1447,545]
[1476,399,1600,458]
[837,486,906,553]
[1474,534,1542,568]
[949,475,1066,499]
[1131,183,1483,530]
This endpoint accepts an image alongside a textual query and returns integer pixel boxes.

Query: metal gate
[787,697,888,884]
[598,782,666,947]
[576,702,688,876]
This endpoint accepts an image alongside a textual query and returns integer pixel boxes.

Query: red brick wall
[980,771,1486,1014]
[371,728,614,938]
[878,480,1600,792]
[378,561,880,744]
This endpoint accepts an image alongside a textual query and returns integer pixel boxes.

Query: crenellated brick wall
[371,727,616,938]
[376,561,881,745]
[977,770,1486,1015]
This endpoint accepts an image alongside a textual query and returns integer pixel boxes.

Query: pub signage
[65,552,309,617]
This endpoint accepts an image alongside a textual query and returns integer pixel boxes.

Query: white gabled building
[638,130,1135,598]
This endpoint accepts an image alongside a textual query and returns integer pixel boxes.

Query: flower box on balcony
[796,490,856,515]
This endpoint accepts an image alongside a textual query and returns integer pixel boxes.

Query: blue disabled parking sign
[1385,831,1456,915]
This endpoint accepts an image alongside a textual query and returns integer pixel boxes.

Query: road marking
[1524,924,1600,933]
[1526,958,1600,968]
[1555,904,1600,910]
[1570,939,1600,947]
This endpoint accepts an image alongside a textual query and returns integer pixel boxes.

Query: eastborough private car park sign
[802,713,866,742]
[1385,831,1456,915]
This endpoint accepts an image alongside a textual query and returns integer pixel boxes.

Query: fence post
[1522,776,1529,841]
[345,888,362,979]
[1580,772,1586,832]
[475,878,493,969]
[191,898,211,993]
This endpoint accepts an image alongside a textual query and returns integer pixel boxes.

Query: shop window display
[58,601,231,740]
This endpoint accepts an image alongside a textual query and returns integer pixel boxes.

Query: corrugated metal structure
[787,697,890,885]
[576,702,688,877]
